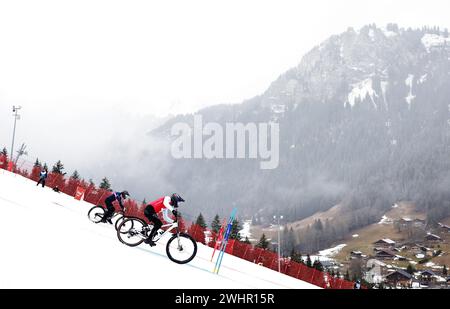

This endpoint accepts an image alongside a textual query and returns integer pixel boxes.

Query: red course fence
[0,155,362,289]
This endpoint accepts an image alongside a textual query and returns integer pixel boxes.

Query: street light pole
[10,106,21,164]
[274,214,283,272]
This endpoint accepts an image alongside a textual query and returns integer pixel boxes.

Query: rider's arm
[163,196,174,211]
[118,193,125,209]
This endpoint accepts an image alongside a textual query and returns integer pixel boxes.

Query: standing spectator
[36,168,48,187]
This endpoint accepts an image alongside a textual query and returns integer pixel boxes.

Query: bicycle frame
[152,221,179,242]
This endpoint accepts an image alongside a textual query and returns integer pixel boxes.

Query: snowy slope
[0,170,318,289]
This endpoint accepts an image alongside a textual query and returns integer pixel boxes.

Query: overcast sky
[1,0,450,180]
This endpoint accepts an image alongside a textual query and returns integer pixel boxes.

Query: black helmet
[170,193,185,206]
[121,191,130,199]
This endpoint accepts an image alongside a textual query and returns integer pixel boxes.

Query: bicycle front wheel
[88,206,105,223]
[166,233,197,264]
[117,218,147,247]
[115,215,133,233]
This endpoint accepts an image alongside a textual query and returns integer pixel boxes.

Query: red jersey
[149,196,172,213]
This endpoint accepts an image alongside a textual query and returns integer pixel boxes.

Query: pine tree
[229,218,242,240]
[290,248,303,263]
[52,160,64,174]
[88,178,95,187]
[313,219,323,231]
[142,199,147,206]
[34,158,41,168]
[43,163,48,171]
[443,265,448,276]
[284,227,296,256]
[195,213,207,228]
[1,147,7,158]
[344,269,350,280]
[211,214,221,233]
[243,236,251,244]
[71,170,80,180]
[306,254,312,268]
[256,233,270,249]
[99,177,111,190]
[313,260,324,271]
[406,264,415,274]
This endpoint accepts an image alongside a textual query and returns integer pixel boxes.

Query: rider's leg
[102,200,115,223]
[149,215,162,240]
[144,205,162,245]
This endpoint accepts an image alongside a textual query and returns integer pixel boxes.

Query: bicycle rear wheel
[88,206,105,223]
[117,218,148,247]
[166,233,197,264]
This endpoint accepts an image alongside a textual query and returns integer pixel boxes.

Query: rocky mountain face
[148,24,450,235]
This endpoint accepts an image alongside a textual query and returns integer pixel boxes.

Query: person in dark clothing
[100,190,129,224]
[36,168,48,187]
[143,193,184,247]
[354,280,361,289]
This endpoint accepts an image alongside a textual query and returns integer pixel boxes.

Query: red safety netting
[0,157,364,289]
[0,155,7,170]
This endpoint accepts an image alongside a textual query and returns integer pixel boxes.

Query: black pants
[36,178,46,187]
[144,205,162,240]
[104,199,115,219]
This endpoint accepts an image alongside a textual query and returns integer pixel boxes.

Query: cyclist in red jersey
[143,193,185,246]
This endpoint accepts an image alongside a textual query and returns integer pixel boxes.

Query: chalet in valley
[364,259,388,284]
[374,249,396,259]
[350,251,364,259]
[437,223,450,232]
[372,238,396,247]
[397,218,426,229]
[424,233,442,242]
[385,270,413,287]
[420,270,437,286]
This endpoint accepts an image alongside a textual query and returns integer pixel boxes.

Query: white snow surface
[0,170,318,289]
[347,78,378,108]
[318,244,346,258]
[238,220,252,240]
[418,74,428,84]
[421,33,450,52]
[271,104,286,114]
[378,215,392,225]
[380,81,388,109]
[382,239,396,244]
[368,29,375,41]
[381,28,397,38]
[405,74,416,108]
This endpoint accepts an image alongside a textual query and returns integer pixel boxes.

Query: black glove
[172,210,178,216]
